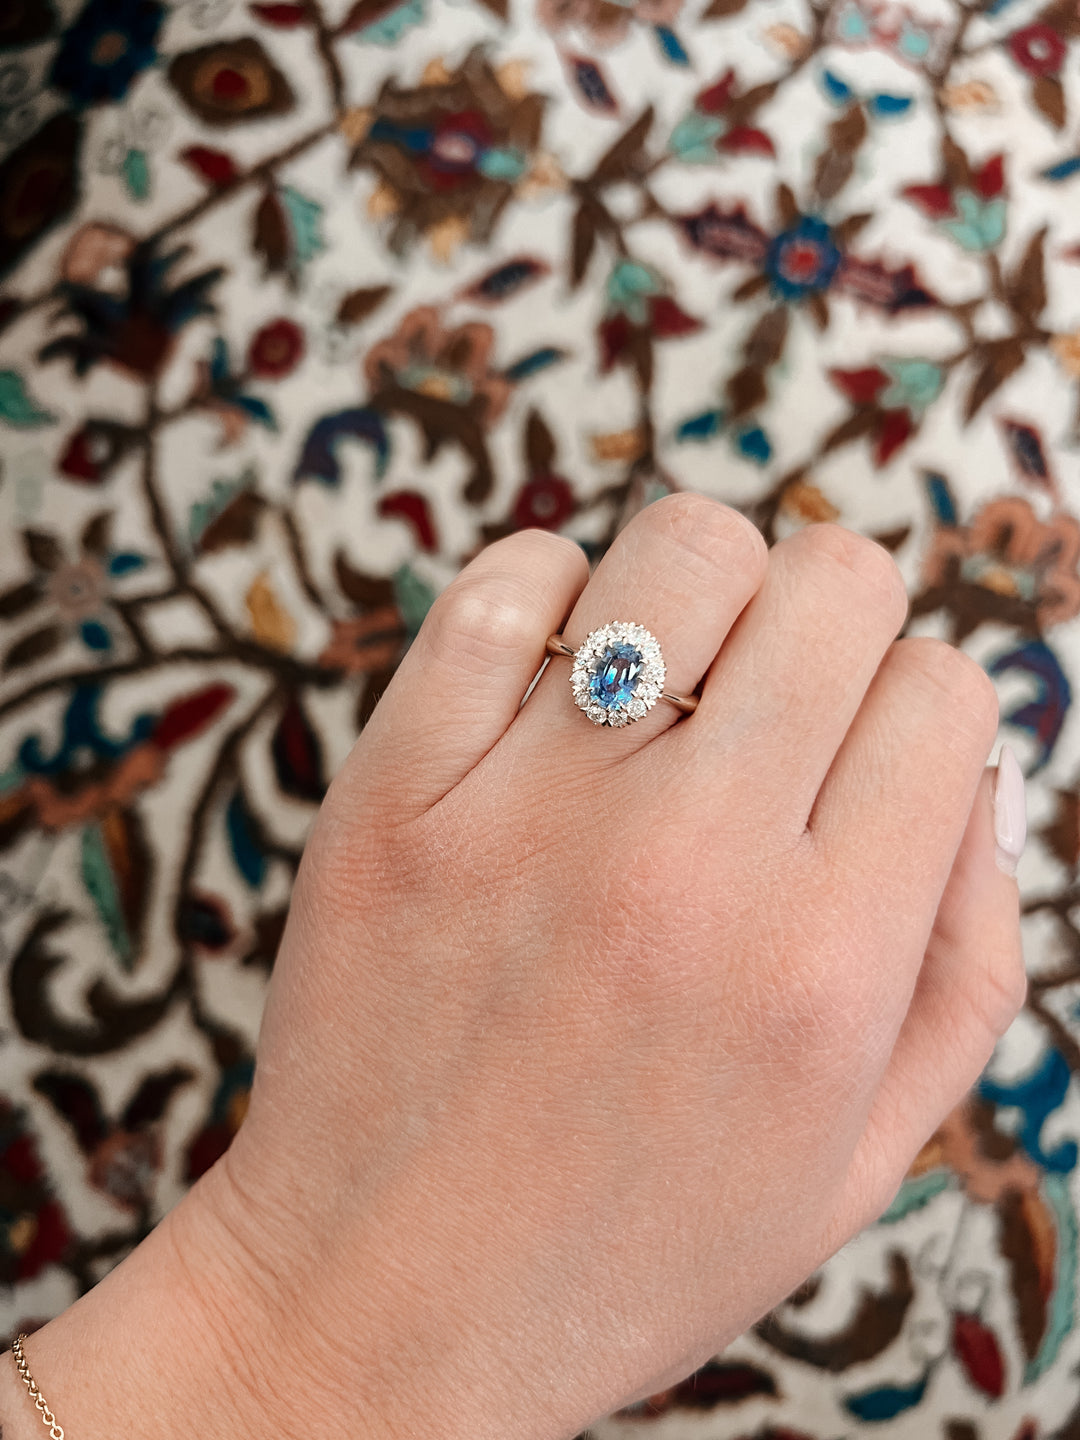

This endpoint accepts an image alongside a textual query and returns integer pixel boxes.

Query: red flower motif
[16,1200,71,1281]
[247,317,304,378]
[513,473,576,530]
[903,154,1005,220]
[378,490,438,552]
[876,409,914,465]
[696,69,736,113]
[649,295,701,338]
[422,110,493,192]
[831,366,889,404]
[600,312,632,370]
[976,153,1006,199]
[829,367,917,466]
[599,294,701,371]
[1009,22,1067,75]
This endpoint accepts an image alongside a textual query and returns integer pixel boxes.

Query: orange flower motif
[921,495,1080,630]
[60,222,135,285]
[22,744,166,830]
[365,307,511,427]
[318,607,405,674]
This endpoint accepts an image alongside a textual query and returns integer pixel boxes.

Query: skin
[0,498,1025,1439]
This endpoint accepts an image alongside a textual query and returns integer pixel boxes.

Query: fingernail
[993,744,1027,878]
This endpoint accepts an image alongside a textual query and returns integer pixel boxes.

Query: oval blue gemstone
[589,642,644,710]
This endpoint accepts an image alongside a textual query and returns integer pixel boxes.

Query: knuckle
[495,526,589,578]
[889,637,1000,744]
[970,949,1028,1040]
[647,493,768,580]
[424,572,537,672]
[799,523,908,611]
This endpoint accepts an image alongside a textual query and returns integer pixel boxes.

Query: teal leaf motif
[676,409,725,442]
[233,394,278,429]
[280,186,326,267]
[226,790,267,889]
[79,619,111,651]
[925,471,958,525]
[734,424,772,464]
[883,358,945,412]
[878,1169,951,1222]
[669,111,725,164]
[898,24,931,58]
[108,552,148,576]
[122,148,150,201]
[869,93,914,119]
[81,822,133,969]
[503,347,567,382]
[188,469,258,548]
[0,371,55,428]
[822,69,854,105]
[1026,1173,1078,1383]
[394,563,436,639]
[355,0,424,45]
[606,261,663,323]
[1042,155,1080,182]
[478,146,527,180]
[941,192,1006,252]
[844,1373,928,1422]
[654,25,689,65]
[839,8,871,39]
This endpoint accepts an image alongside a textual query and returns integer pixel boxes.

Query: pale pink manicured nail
[993,744,1027,878]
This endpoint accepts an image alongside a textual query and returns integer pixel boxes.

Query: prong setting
[569,621,666,727]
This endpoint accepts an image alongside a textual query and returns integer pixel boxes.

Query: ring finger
[510,494,768,758]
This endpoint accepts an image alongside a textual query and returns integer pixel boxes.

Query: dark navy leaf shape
[462,256,550,304]
[226,789,268,888]
[989,641,1071,774]
[293,407,390,485]
[567,54,618,113]
[503,347,567,381]
[924,471,958,525]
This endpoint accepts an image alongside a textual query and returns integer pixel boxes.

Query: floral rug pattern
[2,0,1080,1435]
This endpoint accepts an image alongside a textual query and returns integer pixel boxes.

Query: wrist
[1,1162,298,1440]
[0,1150,575,1440]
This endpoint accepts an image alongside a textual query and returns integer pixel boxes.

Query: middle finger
[675,523,909,826]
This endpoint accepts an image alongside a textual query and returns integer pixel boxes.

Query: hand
[5,497,1025,1440]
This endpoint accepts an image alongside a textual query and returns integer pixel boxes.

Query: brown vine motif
[2,0,1080,1425]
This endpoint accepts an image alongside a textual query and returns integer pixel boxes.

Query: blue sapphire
[589,642,644,710]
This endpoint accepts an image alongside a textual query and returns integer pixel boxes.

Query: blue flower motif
[765,216,842,300]
[49,0,163,108]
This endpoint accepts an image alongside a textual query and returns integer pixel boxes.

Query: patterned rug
[2,0,1080,1434]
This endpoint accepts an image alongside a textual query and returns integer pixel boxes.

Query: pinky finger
[841,761,1027,1228]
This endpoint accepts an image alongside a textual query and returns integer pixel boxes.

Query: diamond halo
[569,621,666,727]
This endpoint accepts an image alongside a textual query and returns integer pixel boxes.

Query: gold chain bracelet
[11,1334,64,1440]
